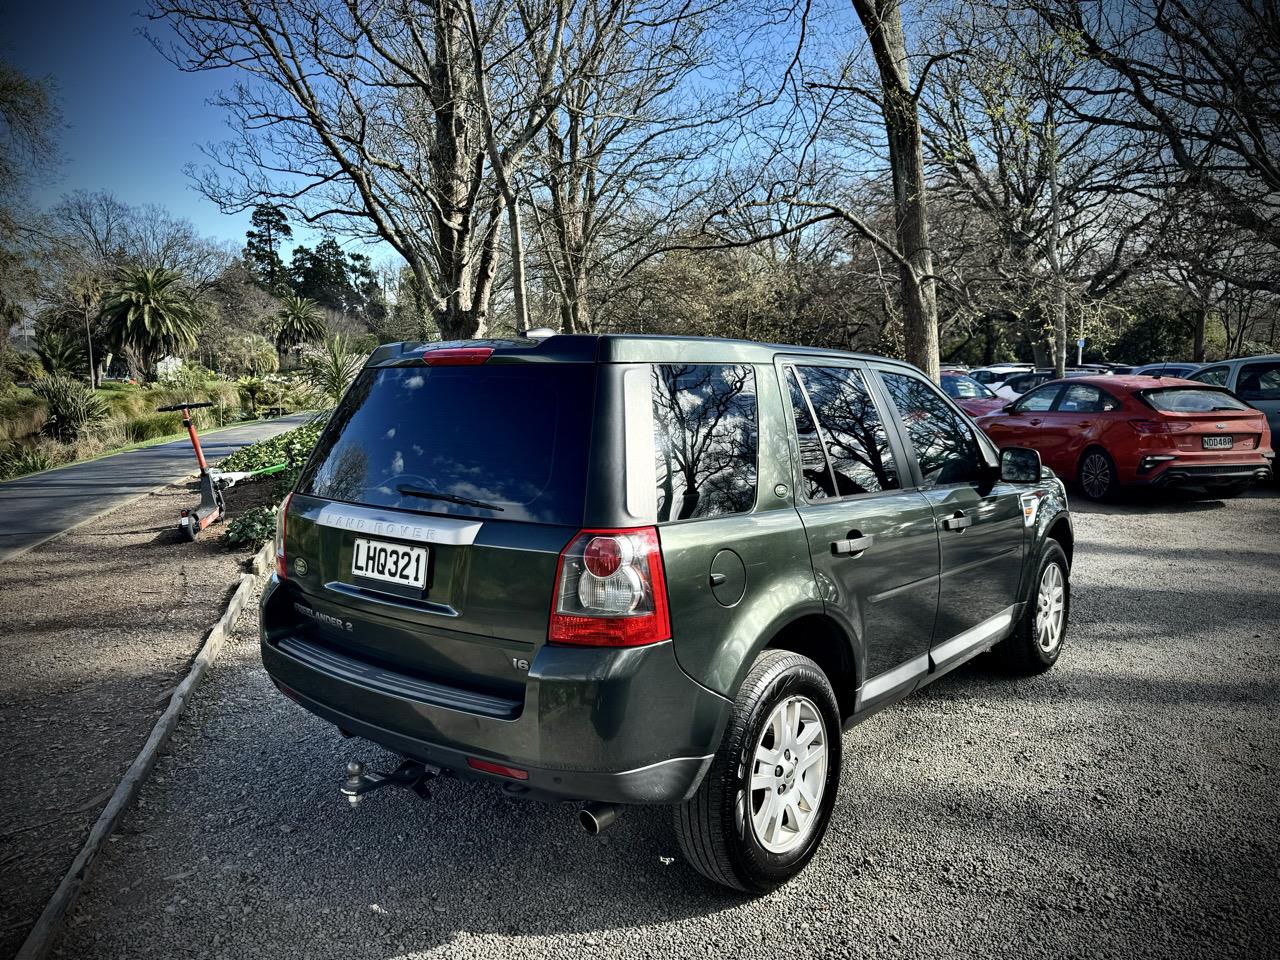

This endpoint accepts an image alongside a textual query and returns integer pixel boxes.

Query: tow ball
[341,759,439,806]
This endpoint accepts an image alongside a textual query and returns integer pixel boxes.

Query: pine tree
[243,203,293,289]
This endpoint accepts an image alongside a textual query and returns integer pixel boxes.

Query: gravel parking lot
[53,486,1280,960]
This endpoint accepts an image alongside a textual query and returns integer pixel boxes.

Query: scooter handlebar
[156,401,216,412]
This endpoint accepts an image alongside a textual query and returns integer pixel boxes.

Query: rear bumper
[259,577,730,804]
[1134,460,1273,488]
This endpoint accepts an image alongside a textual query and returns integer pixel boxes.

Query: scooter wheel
[180,518,198,541]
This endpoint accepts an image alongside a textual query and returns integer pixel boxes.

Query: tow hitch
[341,759,440,806]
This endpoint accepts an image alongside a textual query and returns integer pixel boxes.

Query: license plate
[352,538,428,589]
[1202,435,1233,449]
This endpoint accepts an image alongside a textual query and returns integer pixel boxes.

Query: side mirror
[1002,402,1018,414]
[1000,447,1042,484]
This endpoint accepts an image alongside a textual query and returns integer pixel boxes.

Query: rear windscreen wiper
[396,485,505,512]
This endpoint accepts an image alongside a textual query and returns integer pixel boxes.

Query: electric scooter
[157,402,289,541]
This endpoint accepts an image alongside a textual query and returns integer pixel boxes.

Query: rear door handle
[1028,418,1042,426]
[831,534,874,557]
[942,511,973,532]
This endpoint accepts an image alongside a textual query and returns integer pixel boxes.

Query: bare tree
[149,0,505,339]
[1029,0,1280,287]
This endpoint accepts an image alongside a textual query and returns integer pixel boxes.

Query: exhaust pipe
[578,801,620,835]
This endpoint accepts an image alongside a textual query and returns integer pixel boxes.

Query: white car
[968,364,1035,390]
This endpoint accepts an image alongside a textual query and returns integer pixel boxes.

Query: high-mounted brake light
[549,527,671,647]
[421,346,493,366]
[275,492,293,579]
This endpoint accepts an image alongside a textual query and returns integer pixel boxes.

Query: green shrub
[31,376,108,443]
[124,411,184,443]
[220,415,328,474]
[223,504,278,547]
[0,442,60,480]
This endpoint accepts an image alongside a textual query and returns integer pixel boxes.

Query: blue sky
[4,0,255,246]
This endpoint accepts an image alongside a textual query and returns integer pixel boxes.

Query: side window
[796,365,900,496]
[881,371,982,488]
[1237,361,1280,401]
[1058,384,1107,413]
[785,367,836,500]
[1191,366,1229,387]
[1014,385,1061,412]
[651,364,758,522]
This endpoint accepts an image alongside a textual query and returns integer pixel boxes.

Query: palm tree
[274,295,325,365]
[33,331,86,377]
[98,268,199,379]
[304,333,363,407]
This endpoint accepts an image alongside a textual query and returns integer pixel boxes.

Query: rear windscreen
[1141,387,1251,413]
[298,363,596,524]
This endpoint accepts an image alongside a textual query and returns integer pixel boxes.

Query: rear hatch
[1136,385,1270,455]
[278,346,598,707]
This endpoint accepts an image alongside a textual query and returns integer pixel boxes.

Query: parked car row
[967,360,1277,500]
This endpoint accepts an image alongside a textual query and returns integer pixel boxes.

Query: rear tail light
[1128,419,1189,435]
[549,527,671,647]
[275,492,293,579]
[421,346,493,366]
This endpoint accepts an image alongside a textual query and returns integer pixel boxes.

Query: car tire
[1077,446,1118,501]
[674,649,841,893]
[994,539,1070,675]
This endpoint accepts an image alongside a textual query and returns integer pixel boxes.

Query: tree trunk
[1192,306,1207,362]
[1044,99,1068,378]
[507,197,530,332]
[851,0,940,382]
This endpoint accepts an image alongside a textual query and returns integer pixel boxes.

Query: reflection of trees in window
[797,366,899,495]
[652,364,758,521]
[882,373,979,488]
[300,369,376,499]
[313,445,370,502]
[786,368,836,499]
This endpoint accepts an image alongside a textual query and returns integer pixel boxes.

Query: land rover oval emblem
[294,557,309,576]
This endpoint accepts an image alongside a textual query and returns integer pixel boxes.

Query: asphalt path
[0,413,312,561]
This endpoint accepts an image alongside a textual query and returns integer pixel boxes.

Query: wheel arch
[760,612,860,719]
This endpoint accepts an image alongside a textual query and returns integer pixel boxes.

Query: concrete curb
[15,541,275,960]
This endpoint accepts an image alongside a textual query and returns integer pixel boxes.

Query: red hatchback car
[975,376,1275,500]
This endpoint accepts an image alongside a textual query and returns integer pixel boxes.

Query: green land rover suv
[261,334,1073,891]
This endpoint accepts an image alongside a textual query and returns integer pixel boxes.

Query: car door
[1234,360,1280,440]
[979,383,1063,454]
[874,367,1027,669]
[1036,383,1119,473]
[779,361,940,710]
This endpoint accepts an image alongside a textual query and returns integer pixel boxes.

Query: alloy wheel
[1036,562,1066,653]
[749,695,828,854]
[1080,452,1112,499]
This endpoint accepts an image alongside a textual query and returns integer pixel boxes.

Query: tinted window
[796,365,900,495]
[1015,385,1061,412]
[881,372,982,487]
[651,364,758,521]
[1057,384,1116,413]
[1191,366,1229,387]
[1142,387,1251,413]
[786,367,835,500]
[299,364,595,524]
[1237,361,1280,401]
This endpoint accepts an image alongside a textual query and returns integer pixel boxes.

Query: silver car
[1187,355,1280,443]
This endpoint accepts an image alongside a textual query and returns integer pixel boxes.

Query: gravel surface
[51,486,1280,960]
[0,477,276,958]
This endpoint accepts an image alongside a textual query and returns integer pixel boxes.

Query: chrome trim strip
[859,653,928,707]
[314,502,483,545]
[929,604,1018,670]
